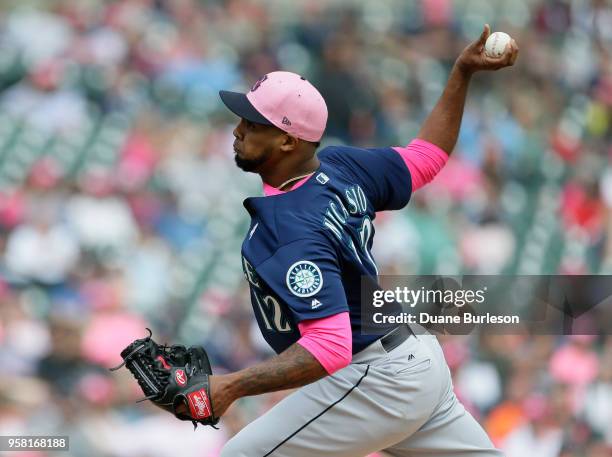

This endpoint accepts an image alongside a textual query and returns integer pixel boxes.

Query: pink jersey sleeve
[392,139,449,191]
[297,312,352,375]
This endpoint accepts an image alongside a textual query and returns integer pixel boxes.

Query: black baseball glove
[110,329,219,428]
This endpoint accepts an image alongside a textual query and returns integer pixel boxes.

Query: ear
[279,134,299,153]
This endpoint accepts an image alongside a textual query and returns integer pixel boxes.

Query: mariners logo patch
[286,261,323,297]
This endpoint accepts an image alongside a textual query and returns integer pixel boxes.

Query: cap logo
[282,116,292,126]
[251,75,268,92]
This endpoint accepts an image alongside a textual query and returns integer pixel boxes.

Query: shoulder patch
[286,261,323,297]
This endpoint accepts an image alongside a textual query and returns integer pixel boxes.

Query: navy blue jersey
[241,145,412,354]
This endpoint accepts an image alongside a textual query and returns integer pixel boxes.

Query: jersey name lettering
[243,256,261,289]
[323,185,368,241]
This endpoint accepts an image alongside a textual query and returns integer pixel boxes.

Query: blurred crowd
[0,0,611,456]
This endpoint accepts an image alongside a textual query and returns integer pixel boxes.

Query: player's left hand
[455,24,519,76]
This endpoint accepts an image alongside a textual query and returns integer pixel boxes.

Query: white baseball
[485,32,512,58]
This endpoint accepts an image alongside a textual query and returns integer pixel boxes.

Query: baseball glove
[110,329,219,429]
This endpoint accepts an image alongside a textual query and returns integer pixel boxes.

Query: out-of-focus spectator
[4,195,78,284]
[501,394,564,457]
[65,193,138,253]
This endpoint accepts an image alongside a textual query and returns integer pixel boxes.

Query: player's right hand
[455,24,519,76]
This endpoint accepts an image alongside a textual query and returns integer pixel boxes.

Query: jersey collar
[262,173,314,197]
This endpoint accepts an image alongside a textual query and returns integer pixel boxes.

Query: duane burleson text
[373,313,520,325]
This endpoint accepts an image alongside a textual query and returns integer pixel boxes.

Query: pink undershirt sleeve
[297,312,352,375]
[392,139,449,191]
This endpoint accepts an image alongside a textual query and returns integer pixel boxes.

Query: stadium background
[0,0,611,456]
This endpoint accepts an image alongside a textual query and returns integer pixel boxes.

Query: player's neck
[260,155,320,191]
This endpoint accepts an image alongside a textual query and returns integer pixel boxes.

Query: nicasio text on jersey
[323,184,377,273]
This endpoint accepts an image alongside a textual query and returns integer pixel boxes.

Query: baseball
[485,32,512,57]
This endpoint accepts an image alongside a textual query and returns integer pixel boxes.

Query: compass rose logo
[286,261,323,297]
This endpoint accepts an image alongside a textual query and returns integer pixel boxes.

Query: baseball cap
[219,71,328,142]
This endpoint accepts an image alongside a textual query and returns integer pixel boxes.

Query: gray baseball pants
[220,328,503,457]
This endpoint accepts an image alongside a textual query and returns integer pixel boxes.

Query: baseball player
[206,25,517,456]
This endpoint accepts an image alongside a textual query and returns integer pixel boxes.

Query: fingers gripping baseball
[457,24,519,75]
[477,24,491,46]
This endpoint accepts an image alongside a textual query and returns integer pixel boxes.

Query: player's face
[232,118,283,172]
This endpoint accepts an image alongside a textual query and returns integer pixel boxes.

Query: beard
[234,148,271,172]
